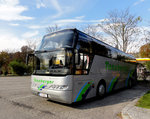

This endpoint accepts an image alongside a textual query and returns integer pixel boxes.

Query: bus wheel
[97,82,106,98]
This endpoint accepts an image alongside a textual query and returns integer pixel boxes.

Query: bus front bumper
[31,87,73,104]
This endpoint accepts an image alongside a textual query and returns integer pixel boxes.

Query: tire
[97,82,106,98]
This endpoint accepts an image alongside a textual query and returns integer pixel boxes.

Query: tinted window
[76,33,92,53]
[111,49,117,59]
[37,30,74,51]
[93,42,111,58]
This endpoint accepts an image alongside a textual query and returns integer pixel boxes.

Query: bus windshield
[37,30,74,51]
[33,50,73,75]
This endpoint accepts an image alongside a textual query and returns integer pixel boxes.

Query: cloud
[28,25,45,29]
[36,0,73,19]
[54,19,83,24]
[27,18,109,30]
[53,18,109,26]
[22,31,39,38]
[36,0,61,11]
[75,16,85,20]
[0,33,26,51]
[36,0,46,8]
[0,29,41,51]
[50,0,62,13]
[0,0,33,21]
[9,23,20,26]
[36,1,46,8]
[140,26,150,31]
[133,0,145,6]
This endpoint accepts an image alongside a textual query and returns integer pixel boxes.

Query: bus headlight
[49,85,68,90]
[32,83,37,87]
[59,85,68,90]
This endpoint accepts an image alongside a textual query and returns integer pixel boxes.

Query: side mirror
[26,54,34,65]
[75,53,80,65]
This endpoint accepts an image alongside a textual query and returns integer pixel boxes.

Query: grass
[117,112,123,119]
[136,91,150,109]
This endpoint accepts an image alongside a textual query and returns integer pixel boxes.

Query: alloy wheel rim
[99,84,105,95]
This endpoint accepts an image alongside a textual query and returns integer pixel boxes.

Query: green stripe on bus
[108,77,118,92]
[76,82,92,102]
[38,84,45,90]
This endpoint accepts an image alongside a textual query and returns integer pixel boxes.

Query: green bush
[9,60,27,75]
[4,70,8,76]
[1,66,8,76]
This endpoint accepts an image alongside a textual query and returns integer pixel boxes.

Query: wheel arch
[98,79,106,87]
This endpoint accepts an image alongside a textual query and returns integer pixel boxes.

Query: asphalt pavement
[0,76,149,119]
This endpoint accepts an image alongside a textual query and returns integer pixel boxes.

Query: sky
[0,0,150,51]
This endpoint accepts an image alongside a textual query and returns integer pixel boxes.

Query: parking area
[0,76,149,119]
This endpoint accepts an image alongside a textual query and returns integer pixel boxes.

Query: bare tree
[142,28,150,44]
[98,8,142,53]
[82,24,103,40]
[26,38,38,51]
[46,24,61,33]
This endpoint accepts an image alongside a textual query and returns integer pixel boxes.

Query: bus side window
[84,55,89,69]
[76,53,84,70]
[75,53,91,75]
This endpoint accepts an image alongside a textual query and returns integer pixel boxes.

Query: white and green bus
[27,28,137,104]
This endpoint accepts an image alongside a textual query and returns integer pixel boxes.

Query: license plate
[39,93,47,98]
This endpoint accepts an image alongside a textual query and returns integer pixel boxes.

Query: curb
[121,99,138,119]
[121,92,150,119]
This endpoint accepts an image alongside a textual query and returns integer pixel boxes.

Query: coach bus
[27,28,137,104]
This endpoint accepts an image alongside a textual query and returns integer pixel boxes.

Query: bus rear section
[31,75,73,104]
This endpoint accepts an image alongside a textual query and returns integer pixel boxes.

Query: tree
[0,51,10,75]
[142,28,150,44]
[140,43,150,58]
[9,46,33,64]
[26,39,38,50]
[140,43,150,71]
[46,24,61,33]
[21,46,33,63]
[98,8,142,53]
[82,24,103,40]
